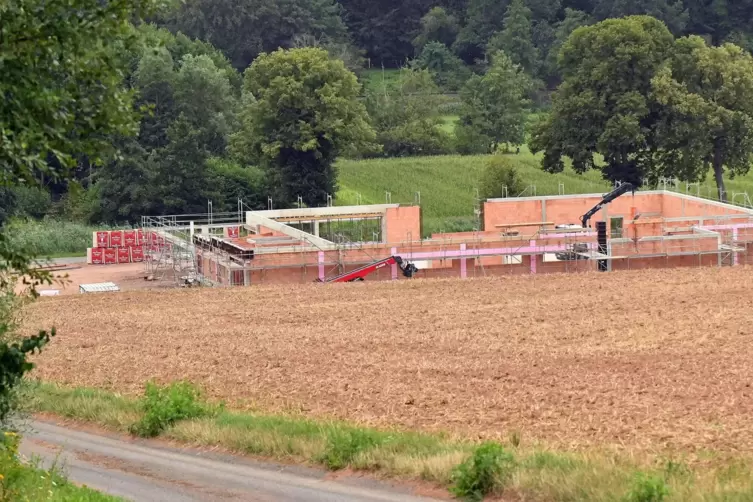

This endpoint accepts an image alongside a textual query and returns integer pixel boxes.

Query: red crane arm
[317,256,417,283]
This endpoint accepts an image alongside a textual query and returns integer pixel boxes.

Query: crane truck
[555,183,636,261]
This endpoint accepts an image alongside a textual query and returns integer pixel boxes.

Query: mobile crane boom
[317,256,417,283]
[580,183,636,228]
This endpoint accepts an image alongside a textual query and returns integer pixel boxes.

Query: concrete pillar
[460,243,467,278]
[244,270,251,286]
[391,247,398,279]
[190,221,195,240]
[314,221,320,237]
[541,200,547,226]
[530,240,537,274]
[318,251,325,281]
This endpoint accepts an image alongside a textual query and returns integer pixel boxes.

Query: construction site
[89,186,750,287]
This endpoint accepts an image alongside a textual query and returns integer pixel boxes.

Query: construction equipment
[555,183,636,261]
[317,256,418,283]
[579,183,636,229]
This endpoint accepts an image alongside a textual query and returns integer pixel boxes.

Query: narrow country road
[21,421,445,502]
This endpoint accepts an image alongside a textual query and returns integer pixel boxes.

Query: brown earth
[23,266,753,454]
[26,262,177,296]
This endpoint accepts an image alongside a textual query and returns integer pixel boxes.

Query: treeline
[4,0,753,226]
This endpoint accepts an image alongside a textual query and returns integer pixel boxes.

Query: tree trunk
[713,144,727,202]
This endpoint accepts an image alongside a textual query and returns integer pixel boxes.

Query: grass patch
[0,428,121,501]
[335,150,611,237]
[450,442,516,501]
[2,218,127,258]
[26,382,753,501]
[129,380,222,437]
[336,149,753,238]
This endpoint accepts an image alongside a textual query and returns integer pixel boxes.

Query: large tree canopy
[165,0,349,70]
[530,15,675,186]
[231,48,376,207]
[652,36,753,200]
[0,0,158,187]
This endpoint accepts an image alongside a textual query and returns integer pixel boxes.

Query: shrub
[416,42,472,92]
[479,155,528,199]
[454,124,491,155]
[130,381,221,438]
[625,472,670,502]
[318,428,382,470]
[450,441,516,501]
[378,122,455,157]
[3,218,119,257]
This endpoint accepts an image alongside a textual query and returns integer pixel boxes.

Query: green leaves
[232,47,375,207]
[457,51,531,153]
[531,16,675,186]
[0,0,163,187]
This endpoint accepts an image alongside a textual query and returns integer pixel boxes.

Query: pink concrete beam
[318,251,325,280]
[399,244,571,261]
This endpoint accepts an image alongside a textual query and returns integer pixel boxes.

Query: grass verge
[27,381,753,501]
[0,429,122,501]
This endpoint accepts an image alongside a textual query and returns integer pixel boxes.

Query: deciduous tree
[652,36,753,200]
[456,51,531,153]
[530,16,675,186]
[231,48,376,207]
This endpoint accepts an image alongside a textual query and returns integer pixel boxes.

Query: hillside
[336,151,609,235]
[336,150,753,236]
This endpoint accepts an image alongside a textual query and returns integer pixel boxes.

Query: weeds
[450,441,516,501]
[625,472,669,502]
[129,381,222,438]
[27,382,753,502]
[2,218,126,258]
[318,428,383,470]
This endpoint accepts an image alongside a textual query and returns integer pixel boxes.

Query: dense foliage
[5,0,753,226]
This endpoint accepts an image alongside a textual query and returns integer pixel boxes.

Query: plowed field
[24,267,753,453]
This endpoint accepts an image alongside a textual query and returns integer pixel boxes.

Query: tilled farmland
[25,267,753,452]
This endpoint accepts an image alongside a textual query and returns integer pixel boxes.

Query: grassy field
[358,68,402,94]
[336,148,612,235]
[337,149,753,236]
[2,218,130,259]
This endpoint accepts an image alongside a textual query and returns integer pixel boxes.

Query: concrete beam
[248,204,399,220]
[246,212,334,249]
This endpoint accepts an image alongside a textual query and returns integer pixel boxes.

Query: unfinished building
[131,189,753,286]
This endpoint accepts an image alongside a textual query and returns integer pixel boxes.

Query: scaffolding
[141,201,247,286]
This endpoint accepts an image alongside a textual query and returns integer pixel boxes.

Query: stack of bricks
[87,229,159,265]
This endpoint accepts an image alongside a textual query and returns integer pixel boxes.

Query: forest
[4,0,753,230]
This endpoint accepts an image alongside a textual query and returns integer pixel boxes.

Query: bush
[479,155,528,199]
[625,473,669,502]
[378,122,455,157]
[416,42,472,92]
[454,124,491,155]
[130,381,221,438]
[450,441,516,501]
[318,428,382,470]
[2,218,118,257]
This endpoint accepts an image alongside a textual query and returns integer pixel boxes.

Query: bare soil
[24,266,753,453]
[29,263,176,296]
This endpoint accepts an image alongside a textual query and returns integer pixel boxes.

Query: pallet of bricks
[86,229,170,265]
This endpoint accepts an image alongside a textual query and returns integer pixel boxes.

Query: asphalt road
[21,421,444,502]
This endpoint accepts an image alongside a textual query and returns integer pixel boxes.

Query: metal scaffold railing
[141,201,248,286]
